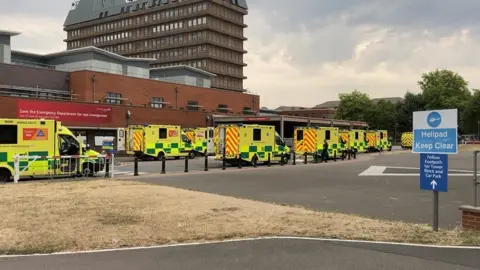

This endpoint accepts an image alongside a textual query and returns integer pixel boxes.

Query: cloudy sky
[2,0,480,109]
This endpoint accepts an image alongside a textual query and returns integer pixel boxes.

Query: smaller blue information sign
[420,154,448,192]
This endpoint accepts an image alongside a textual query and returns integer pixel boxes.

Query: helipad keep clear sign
[413,109,458,155]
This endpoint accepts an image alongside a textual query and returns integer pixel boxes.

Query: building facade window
[217,104,229,113]
[106,92,122,104]
[187,100,199,111]
[243,107,254,115]
[151,97,164,108]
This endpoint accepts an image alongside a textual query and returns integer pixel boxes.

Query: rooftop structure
[63,0,248,92]
[0,30,20,64]
[314,97,404,109]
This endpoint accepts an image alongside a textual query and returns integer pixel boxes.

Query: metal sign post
[413,109,458,232]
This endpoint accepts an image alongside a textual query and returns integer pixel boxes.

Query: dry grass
[0,180,479,255]
[459,144,480,151]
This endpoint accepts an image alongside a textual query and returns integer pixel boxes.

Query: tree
[369,100,397,135]
[335,90,373,122]
[395,92,426,133]
[418,69,471,114]
[461,89,480,135]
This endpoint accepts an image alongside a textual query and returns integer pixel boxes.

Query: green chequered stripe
[240,144,281,161]
[0,152,7,162]
[147,141,192,155]
[28,151,49,161]
[7,161,29,171]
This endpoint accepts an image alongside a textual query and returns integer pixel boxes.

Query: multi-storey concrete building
[63,0,248,92]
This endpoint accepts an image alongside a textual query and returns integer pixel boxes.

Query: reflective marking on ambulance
[133,130,143,151]
[225,127,239,156]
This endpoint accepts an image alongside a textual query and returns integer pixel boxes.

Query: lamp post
[126,109,131,127]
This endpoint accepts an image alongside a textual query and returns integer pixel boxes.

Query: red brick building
[69,70,258,114]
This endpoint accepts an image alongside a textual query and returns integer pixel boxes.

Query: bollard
[341,150,345,161]
[222,148,226,170]
[105,156,110,178]
[348,149,351,160]
[204,150,208,171]
[184,156,189,173]
[292,152,296,166]
[353,150,357,159]
[304,152,308,164]
[314,153,318,163]
[237,156,242,169]
[253,156,257,168]
[161,157,166,174]
[134,157,139,176]
[267,153,271,167]
[334,151,337,162]
[280,155,284,166]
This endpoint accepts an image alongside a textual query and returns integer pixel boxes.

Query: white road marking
[1,236,478,258]
[358,166,479,177]
[358,166,387,176]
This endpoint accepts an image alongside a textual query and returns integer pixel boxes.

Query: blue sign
[420,154,448,192]
[413,109,458,154]
[427,112,441,128]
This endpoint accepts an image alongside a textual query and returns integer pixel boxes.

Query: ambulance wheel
[82,163,95,177]
[281,154,289,164]
[188,151,196,159]
[0,169,11,182]
[157,152,165,161]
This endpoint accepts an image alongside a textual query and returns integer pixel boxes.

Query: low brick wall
[460,205,480,231]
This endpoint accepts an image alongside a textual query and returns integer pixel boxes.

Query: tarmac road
[1,238,479,270]
[132,151,475,228]
[113,149,374,176]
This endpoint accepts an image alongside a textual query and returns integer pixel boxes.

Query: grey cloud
[0,0,71,17]
[246,0,480,70]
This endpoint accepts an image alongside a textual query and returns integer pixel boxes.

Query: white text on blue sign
[413,129,457,153]
[422,155,445,179]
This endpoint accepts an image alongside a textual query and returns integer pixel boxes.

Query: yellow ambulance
[126,124,195,160]
[401,132,413,149]
[366,130,392,152]
[339,129,368,153]
[214,124,290,165]
[294,126,345,159]
[183,127,214,155]
[0,118,103,182]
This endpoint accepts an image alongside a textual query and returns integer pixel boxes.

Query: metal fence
[12,154,114,183]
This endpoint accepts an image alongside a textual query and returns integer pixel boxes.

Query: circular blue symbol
[427,112,442,128]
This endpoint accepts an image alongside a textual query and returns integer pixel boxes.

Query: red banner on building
[17,100,113,124]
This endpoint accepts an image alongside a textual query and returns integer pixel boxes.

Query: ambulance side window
[0,125,18,144]
[296,130,303,140]
[58,135,80,155]
[355,132,359,140]
[205,131,207,138]
[253,129,261,141]
[325,130,331,140]
[380,132,384,139]
[159,128,167,139]
[275,135,285,146]
[181,134,189,143]
[209,130,214,138]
